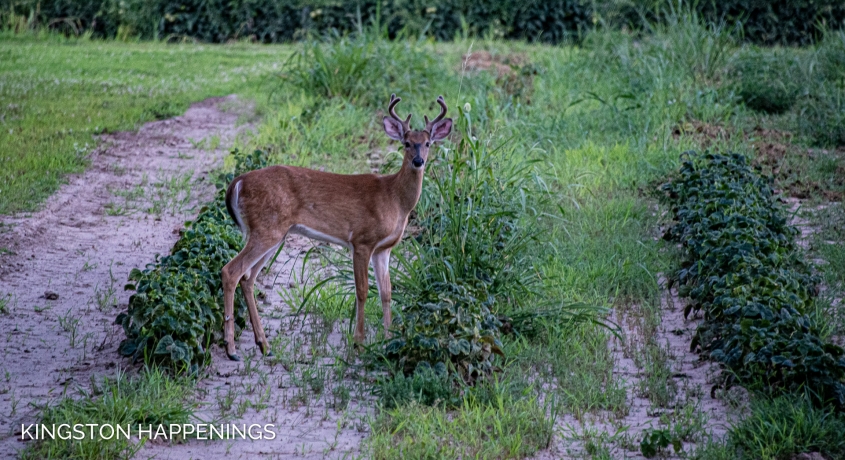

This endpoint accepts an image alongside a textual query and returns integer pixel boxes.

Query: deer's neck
[389,161,425,214]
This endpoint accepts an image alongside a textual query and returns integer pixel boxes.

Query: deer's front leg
[352,246,373,344]
[371,249,393,338]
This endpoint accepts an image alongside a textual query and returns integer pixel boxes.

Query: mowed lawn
[0,36,289,215]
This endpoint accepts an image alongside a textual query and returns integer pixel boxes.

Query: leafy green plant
[376,366,457,409]
[640,428,683,458]
[662,151,845,407]
[116,149,268,372]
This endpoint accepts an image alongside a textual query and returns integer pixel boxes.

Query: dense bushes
[603,0,845,45]
[116,149,267,372]
[731,51,802,114]
[662,151,845,407]
[728,30,845,147]
[2,0,590,43]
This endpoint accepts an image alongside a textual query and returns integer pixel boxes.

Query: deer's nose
[412,156,424,168]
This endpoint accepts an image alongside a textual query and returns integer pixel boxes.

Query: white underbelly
[289,224,352,250]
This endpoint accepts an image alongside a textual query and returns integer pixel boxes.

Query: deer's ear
[383,117,404,141]
[429,118,453,142]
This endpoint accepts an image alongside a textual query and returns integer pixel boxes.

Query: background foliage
[4,0,844,44]
[601,0,845,45]
[1,0,591,43]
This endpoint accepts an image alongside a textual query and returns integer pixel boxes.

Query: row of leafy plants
[115,149,268,373]
[661,151,845,407]
[4,0,843,44]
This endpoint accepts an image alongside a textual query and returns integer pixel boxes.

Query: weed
[279,31,446,108]
[732,50,803,114]
[376,367,457,409]
[57,310,82,348]
[93,265,118,311]
[0,293,10,314]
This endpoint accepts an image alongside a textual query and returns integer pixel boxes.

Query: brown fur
[220,96,451,360]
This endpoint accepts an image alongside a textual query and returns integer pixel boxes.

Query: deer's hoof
[227,353,241,361]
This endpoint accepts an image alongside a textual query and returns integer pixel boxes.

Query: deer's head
[382,94,453,170]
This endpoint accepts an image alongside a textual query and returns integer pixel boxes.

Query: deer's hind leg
[222,234,284,361]
[240,242,282,356]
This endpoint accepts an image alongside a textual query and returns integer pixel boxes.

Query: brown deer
[221,94,452,360]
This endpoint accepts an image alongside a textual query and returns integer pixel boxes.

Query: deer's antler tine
[388,93,411,132]
[388,93,401,119]
[425,95,448,133]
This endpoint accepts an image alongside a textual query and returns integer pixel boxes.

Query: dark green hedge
[603,0,845,46]
[2,0,591,43]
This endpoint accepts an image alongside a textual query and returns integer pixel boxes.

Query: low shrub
[797,87,845,148]
[732,51,803,114]
[116,149,268,372]
[662,151,845,407]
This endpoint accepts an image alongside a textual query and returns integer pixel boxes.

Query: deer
[221,94,453,361]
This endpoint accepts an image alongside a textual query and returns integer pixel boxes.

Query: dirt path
[0,96,370,459]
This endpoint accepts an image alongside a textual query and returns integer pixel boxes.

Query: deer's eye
[404,142,411,148]
[425,142,430,147]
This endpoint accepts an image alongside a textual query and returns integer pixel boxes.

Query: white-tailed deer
[221,94,452,360]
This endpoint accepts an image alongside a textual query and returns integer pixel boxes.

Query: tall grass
[278,30,451,109]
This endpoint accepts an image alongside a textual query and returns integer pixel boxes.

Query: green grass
[19,367,195,460]
[0,35,289,214]
[365,390,555,459]
[693,395,845,460]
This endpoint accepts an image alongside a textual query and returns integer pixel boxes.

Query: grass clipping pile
[662,151,845,406]
[116,149,268,372]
